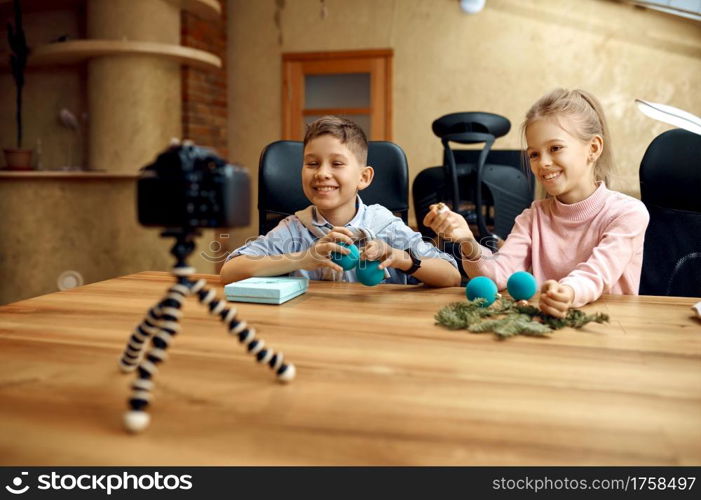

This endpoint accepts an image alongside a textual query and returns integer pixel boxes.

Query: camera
[137,143,250,229]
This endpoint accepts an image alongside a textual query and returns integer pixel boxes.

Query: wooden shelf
[0,170,138,179]
[166,0,221,20]
[0,0,82,13]
[28,40,222,70]
[1,0,221,19]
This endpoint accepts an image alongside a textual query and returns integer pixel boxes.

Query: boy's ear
[589,135,604,162]
[358,165,374,191]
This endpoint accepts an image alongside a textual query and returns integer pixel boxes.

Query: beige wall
[0,179,174,305]
[0,174,220,304]
[0,2,217,305]
[227,0,701,237]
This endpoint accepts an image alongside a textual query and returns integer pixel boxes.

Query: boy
[220,116,460,287]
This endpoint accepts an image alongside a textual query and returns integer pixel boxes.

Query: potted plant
[3,0,32,170]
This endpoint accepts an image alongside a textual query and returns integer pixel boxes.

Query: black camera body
[137,144,250,229]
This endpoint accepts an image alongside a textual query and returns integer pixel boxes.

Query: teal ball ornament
[507,271,537,301]
[466,276,498,306]
[330,242,360,271]
[356,260,385,286]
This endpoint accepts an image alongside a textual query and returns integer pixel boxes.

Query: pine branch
[435,298,609,340]
[434,300,493,329]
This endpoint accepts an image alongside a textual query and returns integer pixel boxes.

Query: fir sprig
[435,298,609,340]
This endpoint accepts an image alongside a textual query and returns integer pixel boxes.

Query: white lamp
[460,0,486,14]
[635,99,701,136]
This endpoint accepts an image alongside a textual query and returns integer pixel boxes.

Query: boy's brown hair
[303,115,368,165]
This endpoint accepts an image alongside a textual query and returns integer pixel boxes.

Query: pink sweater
[464,183,650,307]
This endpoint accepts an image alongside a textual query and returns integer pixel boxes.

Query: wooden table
[0,271,699,465]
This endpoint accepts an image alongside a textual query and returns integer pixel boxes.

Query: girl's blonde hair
[522,88,614,184]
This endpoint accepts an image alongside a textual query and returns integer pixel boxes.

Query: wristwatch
[402,249,422,275]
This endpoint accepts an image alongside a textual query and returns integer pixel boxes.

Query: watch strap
[402,249,422,275]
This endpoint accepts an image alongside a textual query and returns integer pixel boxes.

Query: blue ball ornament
[507,271,537,301]
[330,242,360,271]
[466,276,498,307]
[356,260,385,286]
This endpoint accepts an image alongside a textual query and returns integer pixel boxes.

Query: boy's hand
[303,227,355,272]
[539,280,575,318]
[361,240,398,270]
[422,203,475,242]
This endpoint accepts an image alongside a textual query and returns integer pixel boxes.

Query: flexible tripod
[118,229,295,433]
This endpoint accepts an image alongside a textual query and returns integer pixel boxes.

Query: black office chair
[413,112,533,249]
[639,128,701,297]
[258,140,409,235]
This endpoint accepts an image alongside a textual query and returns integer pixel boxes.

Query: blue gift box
[224,277,309,305]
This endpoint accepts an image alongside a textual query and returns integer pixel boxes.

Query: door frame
[282,49,393,141]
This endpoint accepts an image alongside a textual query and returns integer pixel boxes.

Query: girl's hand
[539,280,575,318]
[361,239,397,270]
[303,227,355,272]
[422,203,475,242]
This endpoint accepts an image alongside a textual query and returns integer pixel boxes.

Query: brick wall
[181,0,228,159]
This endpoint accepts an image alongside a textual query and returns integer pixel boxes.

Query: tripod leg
[120,229,294,434]
[118,284,187,372]
[123,281,189,433]
[190,278,296,382]
[118,304,161,372]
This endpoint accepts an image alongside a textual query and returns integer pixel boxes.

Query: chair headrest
[640,128,701,213]
[432,112,511,142]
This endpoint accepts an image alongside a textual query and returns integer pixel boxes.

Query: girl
[423,88,649,317]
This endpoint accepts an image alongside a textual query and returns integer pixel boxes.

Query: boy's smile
[302,134,373,226]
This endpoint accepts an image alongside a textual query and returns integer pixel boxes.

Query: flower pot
[3,148,33,170]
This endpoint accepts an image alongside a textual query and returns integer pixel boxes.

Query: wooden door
[282,49,393,141]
